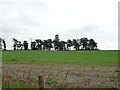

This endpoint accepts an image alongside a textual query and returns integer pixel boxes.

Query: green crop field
[2,50,118,66]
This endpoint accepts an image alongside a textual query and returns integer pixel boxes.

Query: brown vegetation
[2,64,118,88]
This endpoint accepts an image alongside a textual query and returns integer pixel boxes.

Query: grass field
[2,50,118,66]
[2,50,119,88]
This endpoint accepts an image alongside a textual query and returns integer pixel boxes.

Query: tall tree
[47,39,53,51]
[35,39,42,50]
[80,37,88,50]
[31,41,36,50]
[61,41,67,51]
[55,34,59,41]
[88,39,97,50]
[0,38,2,50]
[72,39,79,50]
[0,38,6,50]
[23,41,28,50]
[13,38,18,50]
[67,39,72,50]
[42,40,48,50]
[53,40,59,51]
[17,41,23,50]
[2,40,6,50]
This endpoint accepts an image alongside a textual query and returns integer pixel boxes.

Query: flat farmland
[2,50,119,88]
[2,50,118,65]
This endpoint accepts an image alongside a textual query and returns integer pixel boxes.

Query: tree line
[0,38,6,50]
[0,35,98,51]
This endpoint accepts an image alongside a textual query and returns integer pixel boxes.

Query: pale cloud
[0,0,118,50]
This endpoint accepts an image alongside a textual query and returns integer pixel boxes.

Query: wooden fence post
[38,74,44,89]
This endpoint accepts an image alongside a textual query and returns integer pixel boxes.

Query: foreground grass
[2,50,118,66]
[3,64,119,88]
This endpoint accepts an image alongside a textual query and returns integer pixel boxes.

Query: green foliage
[45,80,58,85]
[109,76,118,79]
[58,82,70,88]
[3,80,30,88]
[114,70,120,72]
[71,73,83,76]
[83,78,91,81]
[3,77,38,88]
[95,74,100,77]
[95,85,119,89]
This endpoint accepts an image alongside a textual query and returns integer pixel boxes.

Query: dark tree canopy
[3,40,6,50]
[23,41,28,50]
[2,34,98,51]
[0,38,6,50]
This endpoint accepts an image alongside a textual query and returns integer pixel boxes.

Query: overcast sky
[0,0,119,50]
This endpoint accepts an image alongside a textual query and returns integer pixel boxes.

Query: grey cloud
[0,0,118,50]
[69,24,97,33]
[1,26,24,34]
[0,3,48,34]
[16,14,40,27]
[0,0,48,5]
[82,25,97,32]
